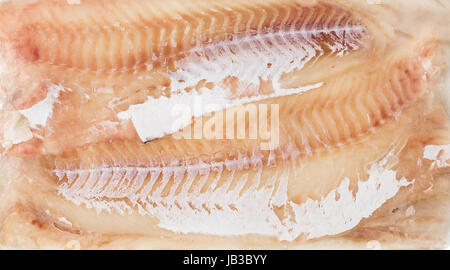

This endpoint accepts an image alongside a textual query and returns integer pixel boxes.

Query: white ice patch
[57,217,73,227]
[287,164,411,240]
[118,83,322,142]
[1,111,33,149]
[56,152,412,241]
[423,144,450,168]
[19,84,67,129]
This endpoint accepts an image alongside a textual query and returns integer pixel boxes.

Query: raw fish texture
[0,0,449,249]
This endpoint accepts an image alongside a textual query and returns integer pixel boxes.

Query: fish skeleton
[0,0,449,249]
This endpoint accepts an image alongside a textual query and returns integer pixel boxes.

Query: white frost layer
[118,24,363,142]
[157,156,411,241]
[169,26,363,94]
[56,153,412,241]
[423,144,450,168]
[19,84,66,129]
[118,83,322,142]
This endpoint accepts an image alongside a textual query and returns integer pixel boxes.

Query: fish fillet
[1,0,378,155]
[0,0,449,249]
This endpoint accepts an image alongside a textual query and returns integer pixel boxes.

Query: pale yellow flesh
[0,0,449,249]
